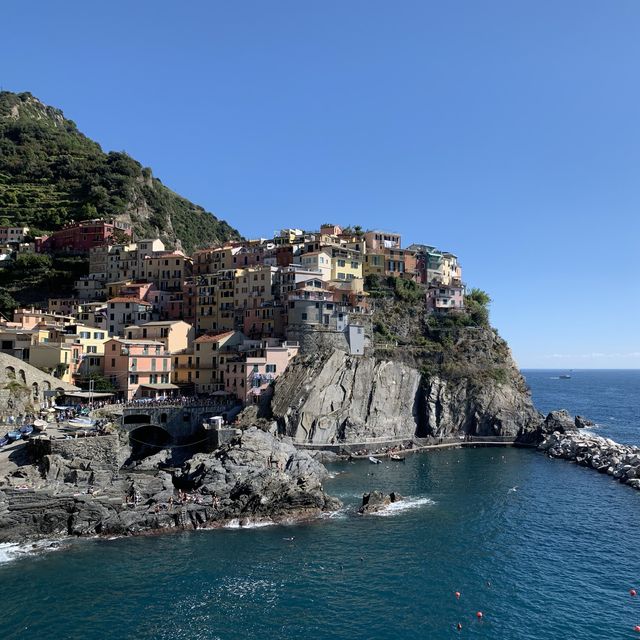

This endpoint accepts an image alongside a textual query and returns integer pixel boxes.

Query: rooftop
[194,330,236,344]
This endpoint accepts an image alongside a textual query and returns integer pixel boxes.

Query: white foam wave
[369,496,435,517]
[320,507,349,520]
[223,518,275,529]
[0,540,61,565]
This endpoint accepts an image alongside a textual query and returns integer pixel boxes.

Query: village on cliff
[0,220,464,409]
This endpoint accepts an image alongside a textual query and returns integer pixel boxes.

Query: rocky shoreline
[540,429,640,490]
[0,428,340,543]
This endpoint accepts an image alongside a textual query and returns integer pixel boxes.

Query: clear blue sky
[2,1,639,368]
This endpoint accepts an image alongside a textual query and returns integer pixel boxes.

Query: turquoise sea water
[1,370,639,639]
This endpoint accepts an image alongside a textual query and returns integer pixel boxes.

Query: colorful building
[104,338,174,400]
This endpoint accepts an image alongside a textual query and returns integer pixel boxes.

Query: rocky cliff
[271,323,542,445]
[0,428,338,542]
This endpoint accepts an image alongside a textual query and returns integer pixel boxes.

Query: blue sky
[2,1,639,368]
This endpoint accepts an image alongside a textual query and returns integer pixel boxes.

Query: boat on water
[559,374,571,379]
[390,454,406,462]
[368,456,381,464]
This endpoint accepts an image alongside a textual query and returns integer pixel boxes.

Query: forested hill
[0,91,241,253]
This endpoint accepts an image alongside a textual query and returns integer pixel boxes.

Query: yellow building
[172,330,245,393]
[196,269,240,334]
[125,320,194,354]
[362,252,385,278]
[329,247,363,282]
[299,250,332,281]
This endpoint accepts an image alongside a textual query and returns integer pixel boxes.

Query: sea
[1,369,639,639]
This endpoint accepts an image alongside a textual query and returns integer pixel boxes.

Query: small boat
[559,374,571,379]
[368,456,381,464]
[390,454,406,462]
[7,431,22,442]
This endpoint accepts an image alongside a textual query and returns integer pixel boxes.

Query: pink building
[426,285,465,312]
[103,338,175,400]
[224,340,299,405]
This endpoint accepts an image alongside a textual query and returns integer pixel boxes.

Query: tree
[0,289,17,318]
[466,288,491,307]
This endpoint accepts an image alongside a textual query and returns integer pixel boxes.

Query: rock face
[358,491,402,514]
[421,376,541,439]
[540,430,640,489]
[272,349,422,444]
[0,428,338,542]
[271,348,542,445]
[542,410,578,434]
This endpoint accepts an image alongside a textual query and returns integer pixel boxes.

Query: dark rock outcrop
[542,410,578,434]
[358,491,403,514]
[575,415,595,429]
[0,428,338,542]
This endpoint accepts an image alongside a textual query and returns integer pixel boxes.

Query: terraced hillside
[0,91,241,252]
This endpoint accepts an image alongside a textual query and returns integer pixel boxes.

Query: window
[351,261,359,269]
[94,332,105,339]
[79,331,91,339]
[266,364,276,373]
[337,259,346,267]
[301,312,307,320]
[129,374,138,384]
[87,346,97,354]
[111,358,116,367]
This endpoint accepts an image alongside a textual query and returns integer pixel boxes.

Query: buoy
[455,591,461,599]
[631,589,637,597]
[476,611,484,619]
[634,625,640,632]
[456,623,462,631]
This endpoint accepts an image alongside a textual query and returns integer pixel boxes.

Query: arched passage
[128,424,172,460]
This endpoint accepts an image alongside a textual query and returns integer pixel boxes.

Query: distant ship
[559,371,572,379]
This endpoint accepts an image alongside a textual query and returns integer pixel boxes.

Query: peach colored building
[103,338,174,400]
[224,340,299,405]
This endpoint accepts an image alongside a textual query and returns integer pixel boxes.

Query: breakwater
[540,430,640,489]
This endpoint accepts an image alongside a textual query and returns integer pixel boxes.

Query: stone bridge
[120,402,240,452]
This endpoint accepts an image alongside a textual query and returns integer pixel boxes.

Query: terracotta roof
[108,297,152,305]
[194,330,236,343]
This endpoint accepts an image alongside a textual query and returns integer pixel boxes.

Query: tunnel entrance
[128,424,172,460]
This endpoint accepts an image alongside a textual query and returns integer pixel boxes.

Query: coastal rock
[0,429,339,542]
[271,347,542,445]
[271,349,422,444]
[175,428,338,519]
[421,376,541,439]
[540,430,640,491]
[575,415,595,429]
[542,410,578,434]
[358,491,403,514]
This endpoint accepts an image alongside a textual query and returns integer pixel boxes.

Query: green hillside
[0,91,241,253]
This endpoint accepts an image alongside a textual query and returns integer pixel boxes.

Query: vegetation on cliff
[366,276,525,393]
[0,91,241,252]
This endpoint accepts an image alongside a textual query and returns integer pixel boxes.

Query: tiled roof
[108,297,152,305]
[194,330,236,343]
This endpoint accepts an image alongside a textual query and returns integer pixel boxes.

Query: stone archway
[128,424,172,460]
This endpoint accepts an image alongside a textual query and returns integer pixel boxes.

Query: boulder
[575,415,595,429]
[543,410,578,434]
[358,490,403,514]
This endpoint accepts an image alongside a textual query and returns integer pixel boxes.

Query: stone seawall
[540,431,640,490]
